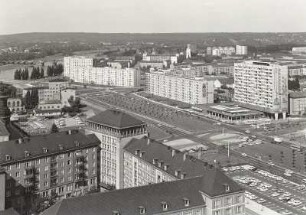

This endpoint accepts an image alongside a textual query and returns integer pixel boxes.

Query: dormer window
[161,202,168,211]
[138,206,146,214]
[24,151,30,157]
[112,211,120,215]
[5,155,11,161]
[224,184,230,192]
[43,148,48,153]
[74,140,80,147]
[183,198,190,207]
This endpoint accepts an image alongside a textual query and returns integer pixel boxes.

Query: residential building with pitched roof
[0,131,100,214]
[42,169,245,215]
[85,109,148,189]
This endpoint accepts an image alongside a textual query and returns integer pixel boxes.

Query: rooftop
[124,137,210,179]
[289,92,306,99]
[86,109,145,129]
[42,171,243,215]
[0,120,9,136]
[0,130,100,165]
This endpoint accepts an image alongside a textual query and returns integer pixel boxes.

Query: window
[67,160,71,165]
[236,195,243,203]
[44,181,48,187]
[161,202,168,211]
[15,163,20,169]
[213,210,221,215]
[183,198,190,207]
[15,172,20,177]
[213,200,222,209]
[236,206,243,213]
[44,166,49,171]
[225,197,232,206]
[225,208,231,215]
[6,165,11,171]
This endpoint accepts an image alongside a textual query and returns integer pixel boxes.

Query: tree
[51,123,59,133]
[40,68,44,78]
[30,88,39,108]
[24,91,32,109]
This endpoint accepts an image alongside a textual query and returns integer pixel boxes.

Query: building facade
[42,168,245,215]
[289,92,306,116]
[38,81,69,103]
[235,45,248,55]
[207,47,236,56]
[7,98,25,113]
[64,56,140,87]
[142,53,178,64]
[85,110,147,189]
[0,131,100,214]
[234,61,289,119]
[147,70,214,104]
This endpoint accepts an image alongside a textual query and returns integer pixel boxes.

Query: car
[271,192,280,197]
[257,198,266,204]
[280,210,292,215]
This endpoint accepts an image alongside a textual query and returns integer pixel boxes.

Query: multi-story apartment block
[235,45,248,55]
[85,110,147,189]
[42,168,245,215]
[234,61,289,119]
[292,47,306,55]
[147,70,214,104]
[0,131,100,213]
[142,52,178,64]
[123,137,213,188]
[38,80,69,103]
[207,47,236,56]
[64,56,140,87]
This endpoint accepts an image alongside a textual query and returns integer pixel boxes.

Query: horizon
[1,31,306,37]
[1,0,306,35]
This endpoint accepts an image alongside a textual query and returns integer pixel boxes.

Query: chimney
[147,138,150,145]
[59,144,64,150]
[171,149,176,157]
[183,153,187,161]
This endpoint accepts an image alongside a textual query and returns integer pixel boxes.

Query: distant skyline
[0,0,306,35]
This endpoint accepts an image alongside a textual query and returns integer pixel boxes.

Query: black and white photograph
[0,0,306,214]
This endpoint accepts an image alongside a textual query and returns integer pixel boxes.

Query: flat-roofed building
[147,70,214,104]
[236,45,248,55]
[289,92,306,116]
[234,61,289,119]
[64,56,140,87]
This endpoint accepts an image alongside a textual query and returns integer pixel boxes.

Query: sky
[0,0,305,35]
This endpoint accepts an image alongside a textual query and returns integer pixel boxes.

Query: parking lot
[224,165,306,215]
